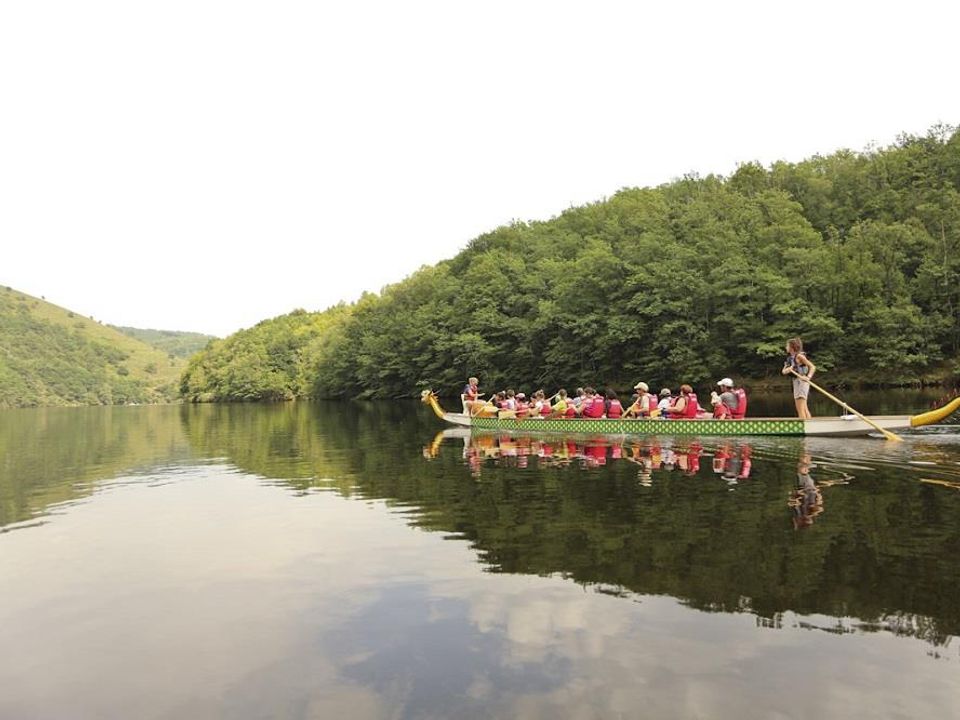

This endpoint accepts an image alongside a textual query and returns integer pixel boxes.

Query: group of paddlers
[460,337,817,421]
[461,377,747,420]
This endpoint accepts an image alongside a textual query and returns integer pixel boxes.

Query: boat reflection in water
[425,430,881,533]
[426,428,755,482]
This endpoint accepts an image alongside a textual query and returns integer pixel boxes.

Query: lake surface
[2,394,960,719]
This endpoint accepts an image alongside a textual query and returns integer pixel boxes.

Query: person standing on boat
[781,338,816,419]
[462,376,482,415]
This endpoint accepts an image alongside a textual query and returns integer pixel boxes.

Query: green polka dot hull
[471,417,806,436]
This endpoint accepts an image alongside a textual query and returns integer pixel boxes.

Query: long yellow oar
[789,369,903,441]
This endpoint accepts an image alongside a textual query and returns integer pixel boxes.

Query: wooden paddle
[789,369,903,441]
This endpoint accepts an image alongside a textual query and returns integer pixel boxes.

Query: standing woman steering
[781,337,816,419]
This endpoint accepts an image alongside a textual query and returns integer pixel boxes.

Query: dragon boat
[421,390,960,438]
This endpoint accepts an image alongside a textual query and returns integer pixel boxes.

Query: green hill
[110,326,216,358]
[0,288,185,408]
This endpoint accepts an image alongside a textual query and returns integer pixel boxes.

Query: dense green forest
[0,289,184,407]
[111,325,216,358]
[181,125,960,401]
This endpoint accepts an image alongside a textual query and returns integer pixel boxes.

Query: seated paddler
[710,378,748,419]
[548,389,570,418]
[625,382,657,418]
[580,387,605,418]
[669,384,701,419]
[604,389,624,418]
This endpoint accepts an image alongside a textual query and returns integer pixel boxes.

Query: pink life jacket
[583,396,605,418]
[679,393,699,419]
[731,388,747,419]
[606,399,623,418]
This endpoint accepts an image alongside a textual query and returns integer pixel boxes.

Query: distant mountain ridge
[0,287,186,408]
[110,326,216,358]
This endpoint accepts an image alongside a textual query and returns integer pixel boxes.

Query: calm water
[2,395,960,719]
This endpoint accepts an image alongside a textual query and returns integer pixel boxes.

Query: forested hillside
[0,289,184,407]
[111,326,216,358]
[180,308,349,402]
[181,125,960,401]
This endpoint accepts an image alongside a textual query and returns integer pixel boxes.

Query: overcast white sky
[2,1,958,337]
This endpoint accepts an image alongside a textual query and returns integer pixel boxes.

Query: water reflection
[3,402,960,717]
[429,429,756,480]
[3,403,960,652]
[419,423,960,647]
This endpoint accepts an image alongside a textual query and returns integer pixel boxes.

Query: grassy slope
[0,288,185,407]
[110,325,217,358]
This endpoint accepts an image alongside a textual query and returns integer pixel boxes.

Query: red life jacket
[606,399,623,418]
[681,393,699,419]
[731,388,747,419]
[515,401,529,417]
[540,402,551,416]
[565,404,577,418]
[583,397,604,418]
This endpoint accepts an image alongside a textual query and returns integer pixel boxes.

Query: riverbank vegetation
[0,289,184,407]
[180,125,960,401]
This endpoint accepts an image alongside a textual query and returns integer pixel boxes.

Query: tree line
[180,125,960,402]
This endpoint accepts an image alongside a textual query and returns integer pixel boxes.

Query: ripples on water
[1,401,959,718]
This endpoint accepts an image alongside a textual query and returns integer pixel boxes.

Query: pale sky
[2,0,958,337]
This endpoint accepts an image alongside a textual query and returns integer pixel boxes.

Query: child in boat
[781,337,816,419]
[504,388,517,411]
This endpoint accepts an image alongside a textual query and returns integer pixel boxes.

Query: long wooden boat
[421,391,960,438]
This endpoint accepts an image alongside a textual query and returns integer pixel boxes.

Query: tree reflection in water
[417,421,960,648]
[3,402,960,652]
